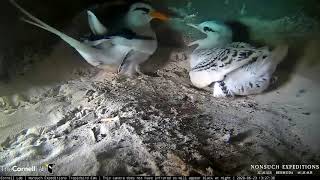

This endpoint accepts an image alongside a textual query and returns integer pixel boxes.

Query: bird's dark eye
[203,26,216,32]
[134,7,150,14]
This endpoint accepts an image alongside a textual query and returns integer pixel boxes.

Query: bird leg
[117,57,127,74]
[118,62,148,78]
[117,62,137,78]
[135,64,148,77]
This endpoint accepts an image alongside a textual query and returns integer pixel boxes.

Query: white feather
[213,45,288,97]
[87,10,108,35]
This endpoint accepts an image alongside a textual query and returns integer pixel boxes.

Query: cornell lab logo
[44,163,54,173]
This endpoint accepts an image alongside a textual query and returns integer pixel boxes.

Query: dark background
[0,0,319,82]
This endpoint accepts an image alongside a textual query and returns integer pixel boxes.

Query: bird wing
[85,28,154,41]
[228,42,254,48]
[191,47,262,72]
[189,47,264,88]
[83,28,156,54]
[221,45,288,96]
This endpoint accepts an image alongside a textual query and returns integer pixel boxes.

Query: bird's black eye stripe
[204,26,216,32]
[134,7,150,13]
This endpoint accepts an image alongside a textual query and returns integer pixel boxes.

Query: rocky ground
[0,48,319,175]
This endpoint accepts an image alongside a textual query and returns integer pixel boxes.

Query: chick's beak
[150,11,169,21]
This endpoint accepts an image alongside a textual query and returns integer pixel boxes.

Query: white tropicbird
[10,0,169,77]
[187,21,288,97]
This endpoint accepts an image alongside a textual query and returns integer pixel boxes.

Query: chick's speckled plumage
[189,42,266,88]
[188,21,288,97]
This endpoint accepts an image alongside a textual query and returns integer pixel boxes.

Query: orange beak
[149,11,169,21]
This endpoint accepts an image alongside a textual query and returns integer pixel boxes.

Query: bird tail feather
[9,0,103,66]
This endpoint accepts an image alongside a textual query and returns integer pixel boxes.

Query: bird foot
[117,63,153,79]
[93,70,117,82]
[118,69,139,79]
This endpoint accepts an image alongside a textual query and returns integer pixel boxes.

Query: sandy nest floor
[0,46,319,175]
